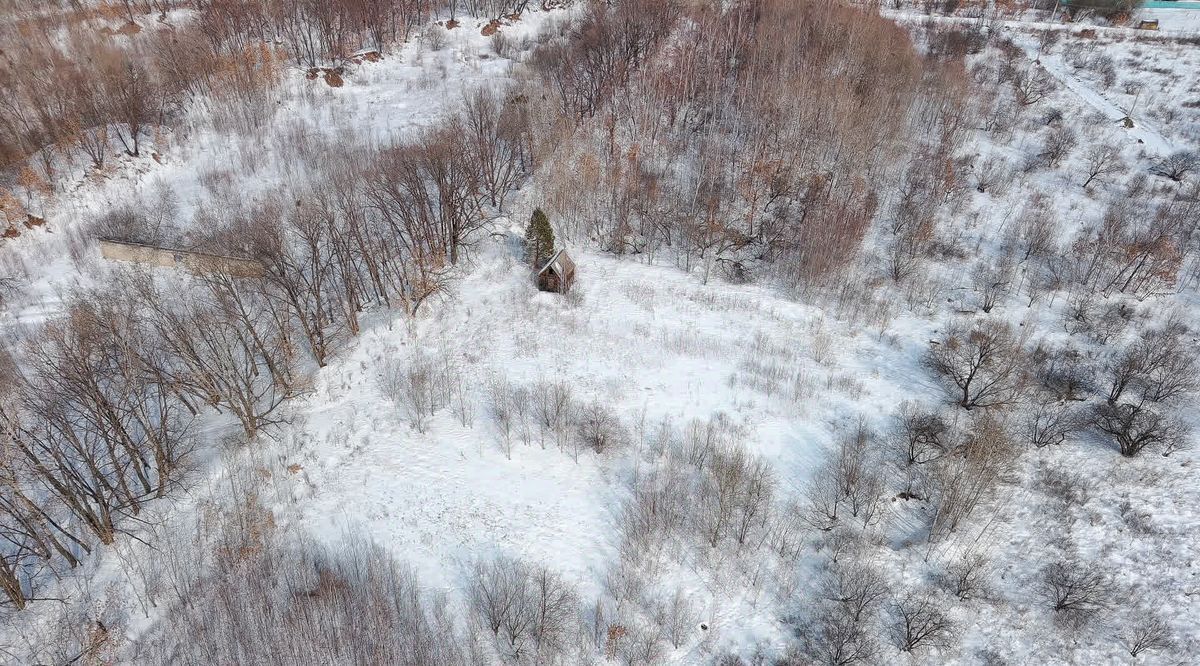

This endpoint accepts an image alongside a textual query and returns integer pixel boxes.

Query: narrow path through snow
[1023,44,1177,156]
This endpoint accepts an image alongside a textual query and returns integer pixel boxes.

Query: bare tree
[1079,143,1126,188]
[1090,401,1189,457]
[98,49,159,158]
[889,402,950,498]
[925,320,1026,410]
[1017,196,1057,262]
[889,593,955,653]
[1021,399,1082,448]
[469,559,516,637]
[531,379,574,450]
[939,552,990,601]
[1102,329,1198,406]
[1115,608,1176,659]
[1012,65,1055,106]
[487,376,516,459]
[973,257,1014,313]
[1149,150,1199,182]
[796,603,878,666]
[821,562,890,623]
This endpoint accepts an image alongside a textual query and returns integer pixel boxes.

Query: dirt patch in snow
[99,21,141,37]
[305,67,345,87]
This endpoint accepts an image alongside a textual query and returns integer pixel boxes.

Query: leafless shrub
[1103,326,1198,406]
[1091,326,1197,457]
[820,526,863,565]
[1031,344,1092,401]
[511,384,534,447]
[886,225,928,283]
[614,623,665,666]
[378,352,452,433]
[491,31,516,59]
[139,529,467,665]
[1035,469,1087,514]
[1038,560,1115,629]
[1064,41,1098,70]
[1089,301,1136,345]
[654,588,698,649]
[765,504,807,562]
[698,443,775,547]
[683,415,731,473]
[532,379,575,450]
[424,24,448,51]
[1091,54,1117,88]
[91,207,157,244]
[0,270,19,309]
[487,376,518,458]
[924,414,1018,542]
[972,156,1014,195]
[1036,28,1060,54]
[973,257,1014,313]
[1039,126,1077,169]
[807,423,886,529]
[574,401,627,457]
[1015,196,1056,262]
[939,552,991,601]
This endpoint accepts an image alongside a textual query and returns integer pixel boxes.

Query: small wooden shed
[537,249,576,293]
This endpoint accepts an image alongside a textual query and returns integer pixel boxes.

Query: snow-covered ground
[2,4,1200,665]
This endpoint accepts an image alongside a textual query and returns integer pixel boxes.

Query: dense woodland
[0,0,1197,664]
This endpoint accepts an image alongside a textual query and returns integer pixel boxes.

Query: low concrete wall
[98,239,264,278]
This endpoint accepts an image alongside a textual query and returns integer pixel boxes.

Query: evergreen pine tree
[525,208,555,268]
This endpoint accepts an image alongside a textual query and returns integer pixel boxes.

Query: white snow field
[1,4,1200,665]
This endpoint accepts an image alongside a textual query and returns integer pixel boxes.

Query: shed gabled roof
[538,249,575,277]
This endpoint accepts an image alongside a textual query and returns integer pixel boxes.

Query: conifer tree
[525,208,555,268]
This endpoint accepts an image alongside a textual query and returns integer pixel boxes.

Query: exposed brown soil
[305,67,345,87]
[100,21,141,37]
